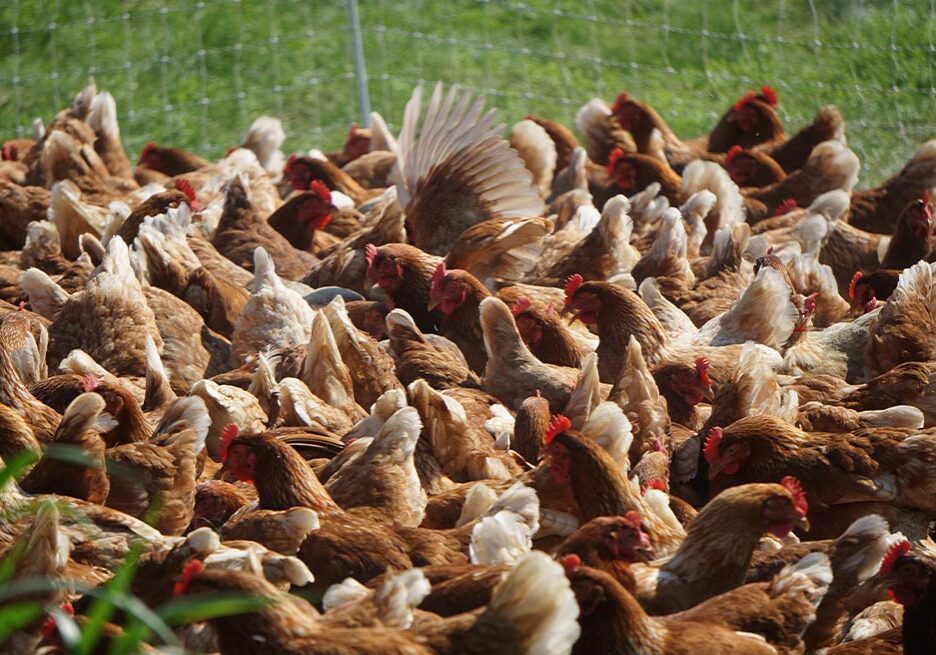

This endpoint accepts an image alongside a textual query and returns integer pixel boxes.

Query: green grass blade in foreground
[0,602,44,644]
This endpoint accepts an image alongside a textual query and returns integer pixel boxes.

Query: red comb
[224,145,239,157]
[611,93,630,116]
[695,356,711,387]
[880,539,912,576]
[607,147,625,175]
[219,424,240,463]
[41,602,74,638]
[173,559,205,596]
[139,141,155,163]
[82,373,100,393]
[544,414,571,445]
[703,427,723,465]
[284,154,298,174]
[848,271,864,301]
[924,190,931,206]
[724,145,743,167]
[310,179,332,204]
[775,198,798,216]
[511,297,532,317]
[759,85,778,107]
[733,90,757,112]
[345,123,359,144]
[430,262,447,299]
[560,553,581,575]
[364,243,378,269]
[563,274,584,306]
[780,476,808,517]
[174,178,200,211]
[641,479,666,495]
[623,511,642,529]
[1,143,14,161]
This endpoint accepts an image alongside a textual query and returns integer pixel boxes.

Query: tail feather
[581,402,634,474]
[680,159,745,236]
[510,119,557,197]
[470,511,534,566]
[564,352,602,429]
[639,278,697,339]
[368,111,397,152]
[19,268,69,320]
[374,568,431,629]
[475,551,580,655]
[302,311,360,419]
[769,552,833,607]
[143,334,176,411]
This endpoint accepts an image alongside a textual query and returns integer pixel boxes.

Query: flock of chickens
[0,79,935,654]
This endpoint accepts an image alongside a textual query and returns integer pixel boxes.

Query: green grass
[1,0,935,185]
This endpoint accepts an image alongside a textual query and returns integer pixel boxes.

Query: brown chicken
[510,297,583,368]
[631,480,810,614]
[266,180,337,251]
[565,558,778,655]
[136,141,211,177]
[848,140,936,234]
[427,263,491,374]
[221,428,474,589]
[389,84,545,256]
[365,242,442,332]
[704,416,936,536]
[211,175,317,281]
[542,415,684,556]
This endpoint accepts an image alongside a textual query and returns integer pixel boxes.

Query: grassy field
[1,0,934,185]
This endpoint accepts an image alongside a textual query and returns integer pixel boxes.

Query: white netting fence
[2,0,934,184]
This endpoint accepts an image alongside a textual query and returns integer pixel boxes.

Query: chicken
[0,501,69,655]
[542,415,685,556]
[428,263,491,374]
[743,140,860,221]
[531,194,640,287]
[136,141,211,177]
[230,246,314,366]
[611,86,784,167]
[386,309,481,390]
[667,552,833,654]
[211,175,317,281]
[848,140,936,234]
[565,557,778,655]
[510,297,583,368]
[218,428,531,589]
[865,261,936,378]
[177,550,579,655]
[104,398,208,535]
[0,179,50,249]
[479,296,580,411]
[365,242,442,333]
[46,237,162,376]
[19,392,110,503]
[705,415,936,536]
[631,480,810,614]
[389,83,545,256]
[267,180,337,251]
[874,539,936,654]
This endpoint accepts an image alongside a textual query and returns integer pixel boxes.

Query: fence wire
[1,0,934,185]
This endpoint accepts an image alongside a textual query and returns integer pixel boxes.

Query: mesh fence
[1,0,934,184]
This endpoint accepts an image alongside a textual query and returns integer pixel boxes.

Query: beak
[427,299,440,311]
[700,385,714,402]
[795,515,810,532]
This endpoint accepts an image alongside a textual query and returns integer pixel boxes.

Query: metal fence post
[346,0,371,128]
